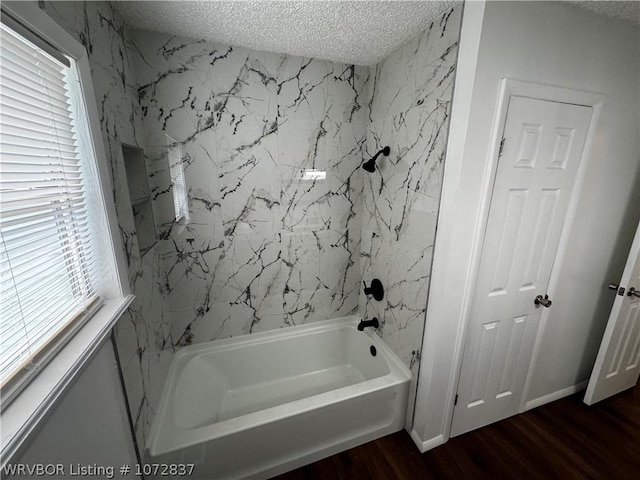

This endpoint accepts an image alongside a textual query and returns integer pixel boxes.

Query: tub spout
[357,317,379,331]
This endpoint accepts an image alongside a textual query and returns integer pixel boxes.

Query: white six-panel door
[584,220,640,405]
[450,96,593,436]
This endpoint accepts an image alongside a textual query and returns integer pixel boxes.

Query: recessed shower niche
[122,143,157,255]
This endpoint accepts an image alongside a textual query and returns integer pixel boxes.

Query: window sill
[0,294,134,465]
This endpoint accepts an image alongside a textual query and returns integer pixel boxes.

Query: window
[0,11,124,407]
[167,135,189,224]
[0,4,130,460]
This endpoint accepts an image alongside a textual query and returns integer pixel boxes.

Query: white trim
[1,1,85,60]
[409,431,445,453]
[439,78,603,419]
[500,79,604,107]
[441,76,510,437]
[412,0,486,448]
[524,380,588,411]
[75,44,131,297]
[1,295,134,466]
[451,80,602,428]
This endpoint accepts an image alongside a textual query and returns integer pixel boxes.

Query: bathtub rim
[147,315,411,457]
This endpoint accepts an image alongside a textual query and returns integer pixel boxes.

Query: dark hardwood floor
[275,385,640,479]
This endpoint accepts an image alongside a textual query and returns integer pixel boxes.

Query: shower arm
[370,147,390,162]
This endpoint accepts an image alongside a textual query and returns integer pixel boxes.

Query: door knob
[628,287,640,298]
[534,294,552,308]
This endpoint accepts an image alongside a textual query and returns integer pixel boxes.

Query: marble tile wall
[39,1,172,455]
[41,0,462,452]
[130,31,369,345]
[360,5,462,420]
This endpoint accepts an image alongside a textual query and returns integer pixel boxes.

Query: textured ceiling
[566,0,640,23]
[113,1,639,66]
[113,0,457,66]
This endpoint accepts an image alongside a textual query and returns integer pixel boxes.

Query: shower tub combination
[147,316,411,479]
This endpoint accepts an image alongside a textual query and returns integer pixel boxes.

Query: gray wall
[15,342,138,479]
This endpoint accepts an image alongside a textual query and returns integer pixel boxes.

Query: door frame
[450,90,600,435]
[446,79,604,435]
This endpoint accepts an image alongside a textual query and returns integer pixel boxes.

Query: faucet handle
[363,279,384,301]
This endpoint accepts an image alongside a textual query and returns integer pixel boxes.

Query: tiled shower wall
[40,0,462,453]
[130,30,369,344]
[361,6,462,409]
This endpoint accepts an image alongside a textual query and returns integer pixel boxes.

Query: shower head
[363,146,390,173]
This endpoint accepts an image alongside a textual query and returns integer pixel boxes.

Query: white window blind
[0,22,101,391]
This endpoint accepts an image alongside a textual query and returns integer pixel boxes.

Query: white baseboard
[409,381,588,453]
[523,380,588,412]
[409,430,445,453]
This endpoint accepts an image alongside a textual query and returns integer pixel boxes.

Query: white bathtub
[147,316,411,479]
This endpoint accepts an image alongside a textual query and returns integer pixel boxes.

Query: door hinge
[454,394,458,406]
[498,138,506,157]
